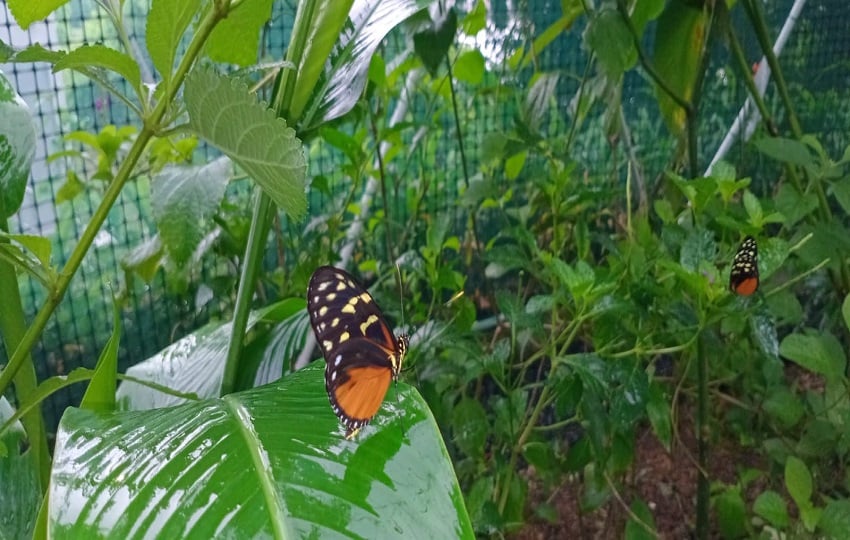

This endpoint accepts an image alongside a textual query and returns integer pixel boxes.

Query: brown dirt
[515,404,766,539]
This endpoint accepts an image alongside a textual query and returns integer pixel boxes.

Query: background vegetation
[1,0,850,537]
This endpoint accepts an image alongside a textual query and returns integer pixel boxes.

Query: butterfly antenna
[394,262,408,440]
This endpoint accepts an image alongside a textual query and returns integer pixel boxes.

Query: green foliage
[0,69,35,222]
[52,363,472,538]
[3,0,850,537]
[184,68,308,220]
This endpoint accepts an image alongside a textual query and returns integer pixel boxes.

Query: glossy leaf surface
[50,364,473,538]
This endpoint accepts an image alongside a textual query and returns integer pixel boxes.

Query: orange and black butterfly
[307,266,408,439]
[729,236,759,296]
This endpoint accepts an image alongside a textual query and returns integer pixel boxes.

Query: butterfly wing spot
[358,292,372,304]
[360,314,379,335]
[326,292,337,301]
[341,298,359,314]
[323,340,333,352]
[317,282,330,292]
[318,306,328,317]
[334,354,343,366]
[339,331,351,343]
[331,317,340,328]
[336,281,348,291]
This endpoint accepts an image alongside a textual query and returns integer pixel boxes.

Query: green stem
[740,0,802,137]
[498,384,552,513]
[695,332,709,539]
[615,0,691,113]
[220,190,273,395]
[726,24,805,194]
[0,233,50,490]
[0,2,228,396]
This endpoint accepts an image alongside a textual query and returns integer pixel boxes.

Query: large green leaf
[297,0,434,131]
[6,0,70,29]
[652,0,707,137]
[50,364,473,538]
[0,69,36,222]
[0,398,41,540]
[184,69,307,220]
[52,44,141,93]
[151,157,231,264]
[146,0,202,84]
[116,317,243,410]
[116,302,301,410]
[206,0,274,66]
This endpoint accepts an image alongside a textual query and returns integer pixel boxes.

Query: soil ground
[515,403,767,539]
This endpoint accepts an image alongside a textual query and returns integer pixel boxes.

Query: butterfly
[307,266,408,439]
[729,236,759,296]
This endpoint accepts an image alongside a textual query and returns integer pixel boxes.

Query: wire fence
[1,0,848,432]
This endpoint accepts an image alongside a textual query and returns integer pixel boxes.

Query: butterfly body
[307,266,408,439]
[729,236,759,296]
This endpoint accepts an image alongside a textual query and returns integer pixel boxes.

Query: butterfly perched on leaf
[307,266,408,439]
[729,236,759,296]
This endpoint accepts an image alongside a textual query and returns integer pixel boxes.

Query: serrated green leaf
[585,9,636,77]
[0,39,13,62]
[146,0,201,83]
[121,235,164,283]
[0,70,36,222]
[55,169,84,204]
[715,488,747,539]
[207,0,273,66]
[743,190,763,225]
[5,233,51,268]
[762,386,803,428]
[785,456,813,509]
[184,69,307,219]
[151,157,231,264]
[779,331,846,383]
[7,0,70,29]
[52,44,141,92]
[753,490,789,528]
[819,499,850,538]
[52,364,473,538]
[452,397,488,460]
[646,382,672,450]
[5,43,66,64]
[754,137,815,168]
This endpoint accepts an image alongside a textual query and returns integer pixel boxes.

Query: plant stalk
[0,234,50,489]
[0,2,228,396]
[695,332,709,539]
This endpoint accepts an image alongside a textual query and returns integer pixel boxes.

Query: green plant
[1,0,472,537]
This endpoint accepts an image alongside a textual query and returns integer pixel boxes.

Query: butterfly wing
[307,266,403,438]
[324,338,395,437]
[730,236,759,296]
